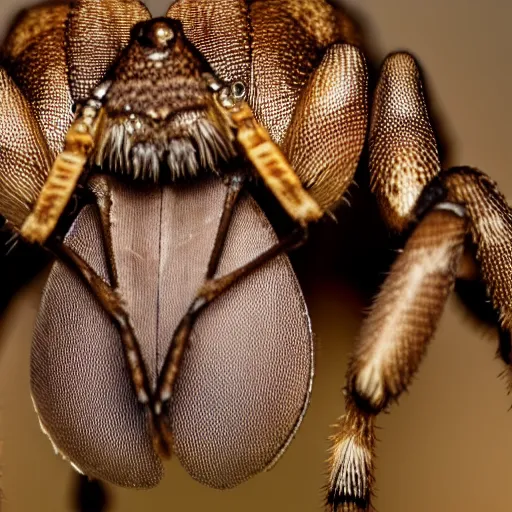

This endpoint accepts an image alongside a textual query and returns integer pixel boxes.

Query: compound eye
[133,22,146,41]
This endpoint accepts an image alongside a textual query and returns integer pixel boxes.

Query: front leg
[328,205,466,510]
[328,53,512,511]
[328,52,453,511]
[155,43,369,414]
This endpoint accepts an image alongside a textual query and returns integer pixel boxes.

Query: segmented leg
[327,52,444,510]
[154,171,307,412]
[50,242,172,458]
[328,52,512,511]
[73,475,109,512]
[327,397,375,512]
[439,167,512,389]
[87,174,119,287]
[205,173,246,279]
[21,81,110,245]
[328,206,466,510]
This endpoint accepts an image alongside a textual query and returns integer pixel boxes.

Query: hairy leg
[328,206,466,511]
[49,240,172,458]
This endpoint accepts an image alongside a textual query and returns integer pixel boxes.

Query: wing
[32,177,313,489]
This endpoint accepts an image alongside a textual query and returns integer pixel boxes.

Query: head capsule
[94,18,236,181]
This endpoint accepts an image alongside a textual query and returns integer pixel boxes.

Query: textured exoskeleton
[3,0,512,511]
[0,0,368,493]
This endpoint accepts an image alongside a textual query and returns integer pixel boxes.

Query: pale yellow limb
[21,106,104,244]
[230,102,324,226]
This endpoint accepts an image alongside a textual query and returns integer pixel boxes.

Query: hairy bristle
[327,399,375,512]
[94,116,235,181]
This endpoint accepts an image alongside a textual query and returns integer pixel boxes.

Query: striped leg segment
[327,397,375,512]
[21,82,110,245]
[328,207,467,511]
[327,51,447,510]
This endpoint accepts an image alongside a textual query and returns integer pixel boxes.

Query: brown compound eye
[133,18,181,49]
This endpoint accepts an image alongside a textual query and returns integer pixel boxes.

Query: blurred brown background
[0,0,511,511]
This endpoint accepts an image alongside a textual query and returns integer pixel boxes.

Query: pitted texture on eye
[370,52,441,232]
[0,68,50,228]
[248,0,343,145]
[283,44,368,211]
[32,177,313,489]
[168,0,350,145]
[168,0,366,210]
[442,168,512,333]
[7,27,73,159]
[66,0,151,102]
[1,1,69,61]
[167,0,251,86]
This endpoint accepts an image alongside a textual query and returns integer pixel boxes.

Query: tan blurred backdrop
[0,0,511,511]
